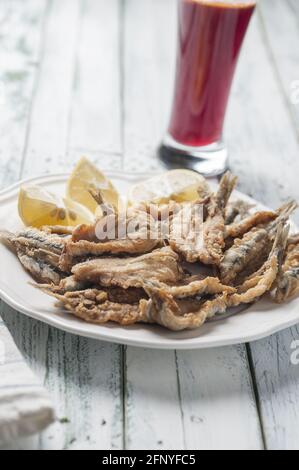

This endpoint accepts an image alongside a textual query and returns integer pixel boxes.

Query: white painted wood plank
[123,0,177,172]
[259,0,299,134]
[39,330,123,450]
[0,302,48,378]
[3,0,123,450]
[248,329,299,450]
[177,346,263,450]
[68,0,122,170]
[227,10,299,450]
[0,0,46,187]
[21,0,81,176]
[125,348,184,450]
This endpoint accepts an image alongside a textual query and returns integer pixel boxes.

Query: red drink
[168,0,255,148]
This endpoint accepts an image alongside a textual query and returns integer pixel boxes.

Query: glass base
[158,134,228,177]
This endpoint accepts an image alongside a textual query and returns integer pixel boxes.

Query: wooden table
[1,0,299,450]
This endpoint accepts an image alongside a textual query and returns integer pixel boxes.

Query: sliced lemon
[128,169,210,205]
[18,185,94,228]
[66,157,122,214]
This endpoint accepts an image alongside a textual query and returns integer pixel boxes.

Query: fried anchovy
[143,277,236,299]
[18,252,62,285]
[225,210,276,239]
[11,228,67,253]
[60,238,159,272]
[228,224,289,306]
[220,201,296,285]
[37,280,146,304]
[225,200,253,225]
[142,281,228,331]
[0,229,66,284]
[37,287,153,326]
[196,172,237,265]
[170,172,237,265]
[61,205,160,271]
[273,231,299,303]
[72,247,183,289]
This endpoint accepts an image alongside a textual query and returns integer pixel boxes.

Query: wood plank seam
[175,351,187,450]
[65,0,85,155]
[245,343,267,450]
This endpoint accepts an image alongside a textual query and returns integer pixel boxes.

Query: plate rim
[0,172,298,350]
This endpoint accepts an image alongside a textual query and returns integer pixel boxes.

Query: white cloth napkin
[0,318,55,445]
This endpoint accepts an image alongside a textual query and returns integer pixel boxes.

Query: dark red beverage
[168,0,255,148]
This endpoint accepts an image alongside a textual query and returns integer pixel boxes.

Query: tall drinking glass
[160,0,256,176]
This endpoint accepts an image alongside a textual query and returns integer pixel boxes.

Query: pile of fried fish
[1,172,299,331]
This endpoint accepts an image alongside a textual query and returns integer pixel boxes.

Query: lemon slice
[66,157,121,214]
[18,185,94,228]
[128,169,210,205]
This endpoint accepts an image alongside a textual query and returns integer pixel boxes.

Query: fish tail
[30,281,64,299]
[271,223,289,266]
[216,172,238,211]
[0,230,16,251]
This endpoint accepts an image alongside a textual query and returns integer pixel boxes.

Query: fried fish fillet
[60,204,160,271]
[273,232,299,303]
[61,237,159,269]
[72,247,183,289]
[220,228,271,285]
[38,283,228,331]
[142,283,229,331]
[225,200,253,225]
[0,228,68,284]
[225,201,296,240]
[37,281,146,305]
[225,210,276,239]
[145,276,236,298]
[220,201,296,285]
[17,252,62,285]
[228,224,289,306]
[39,288,153,326]
[169,172,237,265]
[3,228,67,255]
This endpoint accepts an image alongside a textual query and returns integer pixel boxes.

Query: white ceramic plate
[0,172,298,350]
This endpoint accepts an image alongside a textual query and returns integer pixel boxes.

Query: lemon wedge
[128,169,210,205]
[18,185,94,228]
[66,157,121,214]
